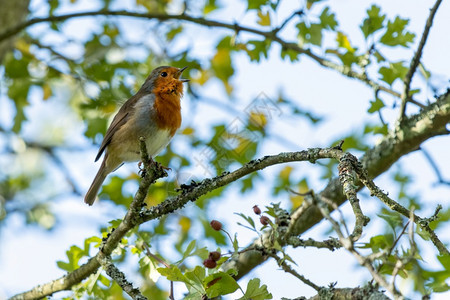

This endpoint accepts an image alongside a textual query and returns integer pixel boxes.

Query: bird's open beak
[177,66,189,82]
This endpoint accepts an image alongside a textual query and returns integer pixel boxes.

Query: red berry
[203,259,217,269]
[210,220,222,231]
[260,216,270,226]
[253,205,261,215]
[209,251,221,261]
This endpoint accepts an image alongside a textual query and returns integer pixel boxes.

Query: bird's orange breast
[152,82,182,136]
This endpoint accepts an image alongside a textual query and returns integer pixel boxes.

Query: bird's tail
[84,159,108,206]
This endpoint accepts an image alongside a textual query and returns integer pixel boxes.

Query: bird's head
[141,66,189,95]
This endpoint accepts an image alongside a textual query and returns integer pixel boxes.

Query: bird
[84,66,189,205]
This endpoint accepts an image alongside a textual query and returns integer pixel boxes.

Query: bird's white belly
[119,129,172,162]
[145,129,172,157]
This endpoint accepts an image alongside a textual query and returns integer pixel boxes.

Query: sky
[1,0,450,299]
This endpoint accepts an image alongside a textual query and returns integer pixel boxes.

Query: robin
[84,66,189,205]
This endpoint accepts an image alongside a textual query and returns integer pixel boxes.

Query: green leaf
[380,16,415,47]
[184,266,206,297]
[166,26,183,41]
[373,50,386,63]
[204,0,220,14]
[359,234,394,252]
[328,50,359,67]
[48,0,60,15]
[247,0,268,10]
[234,212,256,231]
[373,124,388,135]
[280,47,300,62]
[238,278,273,300]
[240,172,260,193]
[245,39,272,62]
[306,0,324,10]
[57,245,87,272]
[205,271,240,298]
[437,255,450,269]
[367,97,385,113]
[232,233,239,252]
[84,236,102,254]
[360,5,385,38]
[297,22,323,46]
[257,10,271,26]
[378,61,408,85]
[101,176,133,207]
[181,240,197,261]
[185,266,206,288]
[211,36,235,94]
[319,7,338,30]
[157,265,188,282]
[378,209,404,233]
[336,31,355,52]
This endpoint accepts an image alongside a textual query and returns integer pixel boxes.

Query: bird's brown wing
[94,93,141,162]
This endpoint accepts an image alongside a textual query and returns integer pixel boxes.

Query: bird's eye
[161,72,168,77]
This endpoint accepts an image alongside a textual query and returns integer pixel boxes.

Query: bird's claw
[138,161,146,177]
[138,158,171,177]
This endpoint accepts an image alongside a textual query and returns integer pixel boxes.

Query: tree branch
[338,153,370,241]
[398,0,443,122]
[269,252,321,291]
[97,253,147,300]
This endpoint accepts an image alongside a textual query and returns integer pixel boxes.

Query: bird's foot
[138,158,171,178]
[138,159,152,177]
[160,165,171,171]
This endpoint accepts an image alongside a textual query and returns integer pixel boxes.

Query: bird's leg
[160,165,171,171]
[138,157,172,178]
[138,161,146,177]
[138,157,155,177]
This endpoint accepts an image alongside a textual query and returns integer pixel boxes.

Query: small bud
[260,216,270,226]
[253,205,261,215]
[210,220,222,231]
[209,251,221,261]
[203,258,217,269]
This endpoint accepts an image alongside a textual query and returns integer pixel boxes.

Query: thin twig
[141,241,174,300]
[269,252,321,291]
[421,147,450,185]
[337,153,370,241]
[97,253,148,300]
[398,0,443,122]
[286,236,341,251]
